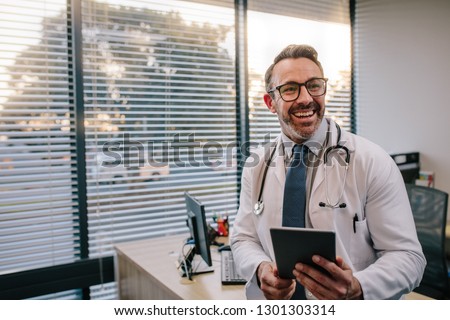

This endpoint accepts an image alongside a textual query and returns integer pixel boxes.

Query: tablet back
[270,227,336,279]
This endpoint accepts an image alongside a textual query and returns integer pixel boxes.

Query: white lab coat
[230,119,426,300]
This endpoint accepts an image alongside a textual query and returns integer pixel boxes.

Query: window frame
[0,0,354,299]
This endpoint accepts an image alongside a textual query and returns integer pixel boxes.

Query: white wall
[354,0,450,218]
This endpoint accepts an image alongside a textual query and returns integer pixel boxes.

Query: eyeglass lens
[279,79,326,101]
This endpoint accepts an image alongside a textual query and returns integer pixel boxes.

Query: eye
[307,80,323,91]
[280,84,298,95]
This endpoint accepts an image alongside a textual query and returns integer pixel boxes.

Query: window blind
[248,0,349,24]
[1,0,352,300]
[0,0,238,300]
[247,0,352,143]
[0,0,80,275]
[81,0,238,263]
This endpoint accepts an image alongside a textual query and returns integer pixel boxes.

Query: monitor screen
[184,191,212,267]
[391,152,420,184]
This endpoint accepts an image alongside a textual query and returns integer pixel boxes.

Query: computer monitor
[180,192,213,278]
[391,152,420,184]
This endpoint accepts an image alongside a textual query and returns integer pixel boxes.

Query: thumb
[272,265,280,278]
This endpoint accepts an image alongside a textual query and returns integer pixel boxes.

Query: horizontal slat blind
[247,0,352,143]
[1,0,351,300]
[0,0,80,276]
[248,0,349,24]
[81,0,238,264]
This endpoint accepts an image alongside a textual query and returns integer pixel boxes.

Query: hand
[293,256,363,300]
[257,261,296,300]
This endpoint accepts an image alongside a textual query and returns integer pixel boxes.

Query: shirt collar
[281,118,328,159]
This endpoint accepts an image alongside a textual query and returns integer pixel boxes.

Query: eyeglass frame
[267,77,328,102]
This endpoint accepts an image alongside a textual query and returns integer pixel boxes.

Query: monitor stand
[178,246,214,279]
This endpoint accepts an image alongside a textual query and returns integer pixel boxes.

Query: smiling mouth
[291,109,315,118]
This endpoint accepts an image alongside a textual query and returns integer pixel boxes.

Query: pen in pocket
[353,213,358,233]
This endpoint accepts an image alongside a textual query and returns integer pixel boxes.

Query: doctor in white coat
[230,44,425,300]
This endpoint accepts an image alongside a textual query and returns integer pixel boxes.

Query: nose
[295,85,313,105]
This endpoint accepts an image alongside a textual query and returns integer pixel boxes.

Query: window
[0,0,79,275]
[82,0,238,266]
[1,0,237,299]
[0,0,352,299]
[247,0,352,143]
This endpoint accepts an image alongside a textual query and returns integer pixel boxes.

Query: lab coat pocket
[349,218,377,270]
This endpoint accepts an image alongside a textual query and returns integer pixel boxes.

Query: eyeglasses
[268,78,328,102]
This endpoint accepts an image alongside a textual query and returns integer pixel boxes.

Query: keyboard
[221,250,246,285]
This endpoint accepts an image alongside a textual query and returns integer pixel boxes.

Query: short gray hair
[264,44,324,93]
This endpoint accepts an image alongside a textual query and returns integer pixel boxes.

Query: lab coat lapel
[310,161,325,196]
[251,138,282,206]
[272,138,285,188]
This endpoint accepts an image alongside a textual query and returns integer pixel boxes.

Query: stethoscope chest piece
[253,201,264,215]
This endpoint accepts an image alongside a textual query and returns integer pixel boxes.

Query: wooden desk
[405,292,433,300]
[115,235,245,299]
[115,234,435,300]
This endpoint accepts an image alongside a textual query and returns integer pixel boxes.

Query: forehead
[272,58,322,83]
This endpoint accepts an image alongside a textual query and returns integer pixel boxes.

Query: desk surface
[115,234,245,300]
[115,234,434,300]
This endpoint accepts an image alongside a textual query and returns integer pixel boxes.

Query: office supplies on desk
[221,250,246,285]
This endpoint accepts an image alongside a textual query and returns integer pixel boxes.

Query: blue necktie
[283,144,308,299]
[283,144,307,228]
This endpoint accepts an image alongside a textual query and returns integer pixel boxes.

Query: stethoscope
[253,121,350,216]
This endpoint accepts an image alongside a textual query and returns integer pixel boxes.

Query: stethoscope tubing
[253,143,277,215]
[253,121,350,215]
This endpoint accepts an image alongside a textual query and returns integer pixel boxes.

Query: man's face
[263,58,326,144]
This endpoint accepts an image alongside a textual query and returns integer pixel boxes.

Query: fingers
[257,257,362,300]
[258,262,296,300]
[261,278,296,300]
[335,256,349,270]
[293,262,345,299]
[293,256,352,300]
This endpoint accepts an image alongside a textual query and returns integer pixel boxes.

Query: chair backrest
[405,184,449,299]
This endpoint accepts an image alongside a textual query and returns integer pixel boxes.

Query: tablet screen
[270,227,336,279]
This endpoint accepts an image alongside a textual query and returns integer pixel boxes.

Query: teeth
[293,110,314,117]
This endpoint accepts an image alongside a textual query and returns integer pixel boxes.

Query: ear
[264,93,277,114]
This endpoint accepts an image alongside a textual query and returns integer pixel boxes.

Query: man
[230,44,425,300]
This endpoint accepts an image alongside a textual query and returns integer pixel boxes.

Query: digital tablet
[270,227,336,279]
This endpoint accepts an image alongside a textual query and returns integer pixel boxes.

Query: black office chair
[405,184,450,299]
